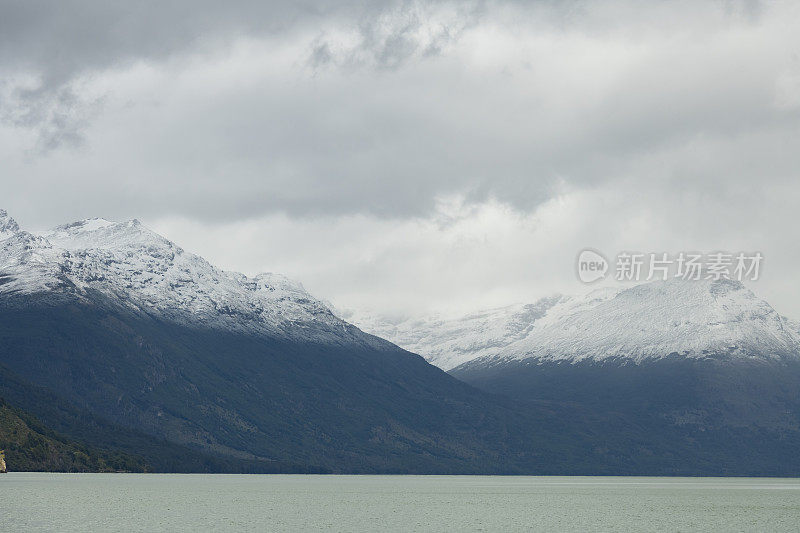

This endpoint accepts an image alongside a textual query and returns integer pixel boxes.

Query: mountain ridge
[0,211,382,348]
[3,208,800,475]
[349,278,800,370]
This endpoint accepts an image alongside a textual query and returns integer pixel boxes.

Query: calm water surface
[2,474,799,532]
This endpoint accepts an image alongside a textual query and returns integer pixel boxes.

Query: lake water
[2,474,799,532]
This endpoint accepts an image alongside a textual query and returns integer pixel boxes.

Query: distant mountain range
[1,208,799,475]
[349,278,800,370]
[351,278,800,471]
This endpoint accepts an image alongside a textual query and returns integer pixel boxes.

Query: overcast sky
[2,0,800,318]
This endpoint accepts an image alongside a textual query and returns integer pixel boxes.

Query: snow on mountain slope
[351,279,800,370]
[501,279,800,364]
[344,295,567,371]
[0,211,381,347]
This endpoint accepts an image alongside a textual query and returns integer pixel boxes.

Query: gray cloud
[1,1,319,83]
[1,1,795,217]
[1,0,481,148]
[0,0,312,147]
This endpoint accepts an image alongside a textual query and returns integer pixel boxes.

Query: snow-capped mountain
[0,210,378,347]
[3,208,800,475]
[351,279,800,370]
[347,274,800,447]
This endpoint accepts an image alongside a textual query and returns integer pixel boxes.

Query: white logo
[577,249,608,283]
[575,249,763,283]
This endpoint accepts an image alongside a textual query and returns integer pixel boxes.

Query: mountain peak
[500,278,800,364]
[0,209,20,240]
[43,216,178,254]
[54,217,116,232]
[50,216,146,233]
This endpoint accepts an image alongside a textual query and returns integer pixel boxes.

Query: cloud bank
[2,0,799,316]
